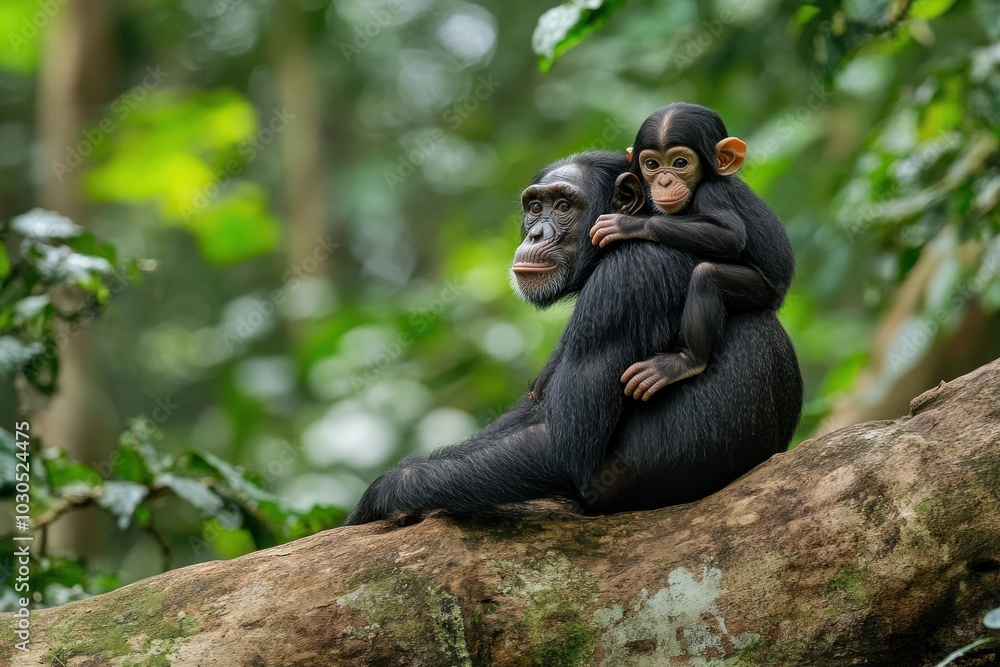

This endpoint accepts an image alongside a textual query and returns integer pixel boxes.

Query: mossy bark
[5,359,1000,666]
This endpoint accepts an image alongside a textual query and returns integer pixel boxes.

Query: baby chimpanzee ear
[715,137,747,176]
[613,172,645,215]
[625,146,634,162]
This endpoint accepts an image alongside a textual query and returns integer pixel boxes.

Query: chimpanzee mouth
[512,262,558,274]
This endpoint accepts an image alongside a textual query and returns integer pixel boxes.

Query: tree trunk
[5,359,1000,667]
[32,0,119,561]
[818,228,1000,437]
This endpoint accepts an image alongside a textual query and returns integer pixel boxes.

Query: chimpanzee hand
[345,465,429,526]
[344,478,389,525]
[529,365,555,401]
[589,214,649,248]
[620,352,707,400]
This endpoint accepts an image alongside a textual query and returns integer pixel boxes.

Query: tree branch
[4,358,1000,666]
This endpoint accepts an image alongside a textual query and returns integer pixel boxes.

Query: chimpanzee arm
[644,210,746,260]
[345,248,661,525]
[590,181,749,261]
[344,397,568,525]
[529,340,565,400]
[345,420,572,525]
[591,208,746,260]
[345,319,631,525]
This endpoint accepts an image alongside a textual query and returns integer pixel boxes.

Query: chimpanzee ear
[625,146,633,162]
[716,137,746,176]
[614,172,645,215]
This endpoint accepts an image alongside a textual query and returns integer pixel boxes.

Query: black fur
[344,151,803,525]
[628,102,795,299]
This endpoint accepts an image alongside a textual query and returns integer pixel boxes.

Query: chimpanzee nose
[528,226,544,241]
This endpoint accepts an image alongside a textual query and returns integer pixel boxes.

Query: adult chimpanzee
[588,103,795,401]
[344,150,801,526]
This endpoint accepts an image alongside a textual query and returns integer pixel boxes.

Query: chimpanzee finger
[623,368,655,396]
[598,234,626,248]
[620,361,648,384]
[589,222,612,243]
[633,374,663,399]
[639,377,671,401]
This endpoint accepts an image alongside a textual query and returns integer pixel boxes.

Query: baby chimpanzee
[587,102,794,401]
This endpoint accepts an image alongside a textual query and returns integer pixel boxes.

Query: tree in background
[0,0,997,605]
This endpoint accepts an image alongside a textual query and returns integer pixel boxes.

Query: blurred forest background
[0,0,997,607]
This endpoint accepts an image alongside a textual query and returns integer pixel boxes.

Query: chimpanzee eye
[555,199,571,212]
[644,159,659,170]
[672,157,689,169]
[528,201,543,215]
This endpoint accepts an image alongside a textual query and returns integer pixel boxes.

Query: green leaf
[285,504,346,539]
[134,504,152,527]
[28,243,113,284]
[64,231,117,266]
[158,473,226,517]
[117,418,171,476]
[0,242,9,281]
[0,335,43,373]
[14,294,51,323]
[186,184,282,264]
[204,519,256,558]
[0,0,44,73]
[792,5,822,26]
[532,0,627,72]
[110,443,154,484]
[42,448,103,490]
[10,209,83,240]
[96,481,149,530]
[910,0,958,20]
[0,427,16,489]
[194,451,274,506]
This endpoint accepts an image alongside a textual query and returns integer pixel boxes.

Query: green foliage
[0,0,997,612]
[84,90,282,264]
[0,213,341,610]
[532,0,628,72]
[832,16,1000,384]
[0,411,343,609]
[0,0,43,73]
[0,209,116,395]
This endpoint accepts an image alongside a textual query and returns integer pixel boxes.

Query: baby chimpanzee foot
[620,352,707,401]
